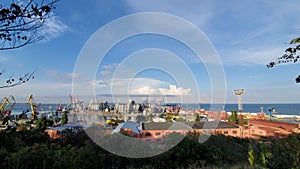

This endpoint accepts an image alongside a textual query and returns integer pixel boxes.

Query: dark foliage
[267,36,300,83]
[61,112,68,125]
[0,128,299,169]
[35,116,53,131]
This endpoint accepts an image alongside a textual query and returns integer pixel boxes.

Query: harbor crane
[28,95,40,120]
[0,95,16,125]
[0,95,16,118]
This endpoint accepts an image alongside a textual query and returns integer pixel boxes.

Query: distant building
[118,120,142,137]
[141,122,192,142]
[46,119,300,141]
[118,104,126,113]
[45,123,85,139]
[196,109,228,121]
[118,120,300,141]
[119,121,241,141]
[244,120,300,138]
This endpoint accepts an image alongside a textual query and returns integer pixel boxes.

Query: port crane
[0,95,16,125]
[0,95,16,118]
[28,95,40,120]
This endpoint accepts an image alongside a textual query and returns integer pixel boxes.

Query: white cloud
[0,56,8,62]
[43,69,79,82]
[220,46,285,66]
[102,63,119,70]
[88,79,107,87]
[132,84,191,96]
[123,1,300,67]
[106,77,191,96]
[98,70,112,80]
[40,15,69,40]
[98,63,120,80]
[99,70,112,76]
[88,77,196,103]
[124,0,216,28]
[0,76,204,104]
[0,81,72,103]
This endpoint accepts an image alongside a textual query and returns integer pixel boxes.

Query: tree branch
[0,0,60,50]
[0,69,36,88]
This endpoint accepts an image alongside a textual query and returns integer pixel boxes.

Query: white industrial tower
[234,89,245,113]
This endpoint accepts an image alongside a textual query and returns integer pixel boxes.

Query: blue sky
[1,0,300,104]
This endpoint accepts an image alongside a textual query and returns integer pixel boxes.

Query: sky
[1,0,300,104]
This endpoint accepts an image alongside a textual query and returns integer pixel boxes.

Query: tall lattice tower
[234,89,245,112]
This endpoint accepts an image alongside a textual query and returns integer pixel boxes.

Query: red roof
[249,120,297,131]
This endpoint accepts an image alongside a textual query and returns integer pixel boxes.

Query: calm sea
[181,103,300,115]
[10,103,300,115]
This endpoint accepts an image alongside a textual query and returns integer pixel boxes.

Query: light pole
[234,89,245,113]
